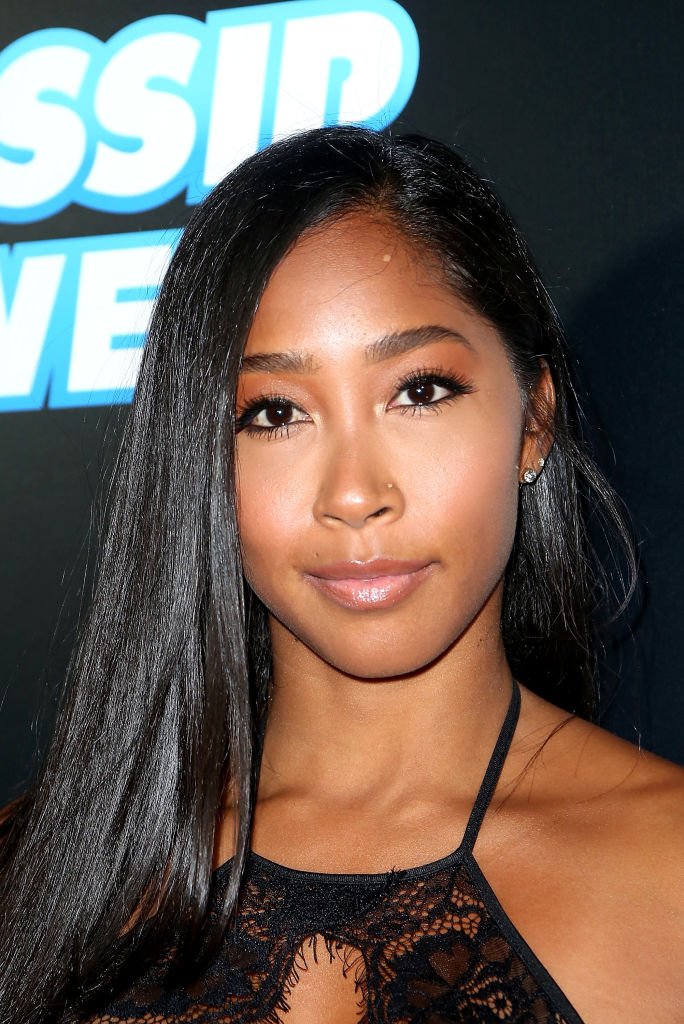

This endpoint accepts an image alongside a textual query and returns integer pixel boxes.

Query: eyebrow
[239,325,473,374]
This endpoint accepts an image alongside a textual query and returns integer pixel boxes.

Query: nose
[312,435,404,529]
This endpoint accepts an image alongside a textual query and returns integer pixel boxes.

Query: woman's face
[236,214,540,679]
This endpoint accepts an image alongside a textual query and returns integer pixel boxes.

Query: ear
[518,358,556,482]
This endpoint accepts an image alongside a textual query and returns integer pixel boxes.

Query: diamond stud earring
[521,456,546,485]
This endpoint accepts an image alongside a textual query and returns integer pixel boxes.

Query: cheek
[236,450,305,584]
[458,455,520,573]
[407,410,521,572]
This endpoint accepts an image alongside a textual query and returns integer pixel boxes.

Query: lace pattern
[86,850,580,1024]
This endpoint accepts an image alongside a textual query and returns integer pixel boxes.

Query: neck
[257,595,514,807]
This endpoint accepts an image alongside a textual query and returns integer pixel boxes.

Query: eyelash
[235,365,475,440]
[394,365,475,412]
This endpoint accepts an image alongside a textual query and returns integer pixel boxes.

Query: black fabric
[84,684,584,1023]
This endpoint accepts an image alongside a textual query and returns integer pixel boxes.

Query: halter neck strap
[460,679,521,854]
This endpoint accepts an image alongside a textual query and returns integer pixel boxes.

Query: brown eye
[406,382,437,404]
[242,399,309,433]
[393,380,455,407]
[258,402,295,427]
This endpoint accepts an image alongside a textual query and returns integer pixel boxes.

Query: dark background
[2,0,683,806]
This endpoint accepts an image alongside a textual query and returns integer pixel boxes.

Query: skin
[213,213,684,1023]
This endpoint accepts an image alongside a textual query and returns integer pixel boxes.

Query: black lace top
[86,683,584,1023]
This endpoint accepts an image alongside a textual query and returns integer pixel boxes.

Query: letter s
[81,16,203,211]
[0,30,95,222]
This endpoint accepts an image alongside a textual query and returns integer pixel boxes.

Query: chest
[91,853,582,1024]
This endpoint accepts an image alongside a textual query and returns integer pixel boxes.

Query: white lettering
[273,11,406,137]
[84,32,200,200]
[68,243,171,395]
[0,252,65,398]
[202,21,271,190]
[0,43,90,212]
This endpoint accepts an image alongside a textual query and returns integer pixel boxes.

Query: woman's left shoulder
[519,687,684,889]
[579,715,684,888]
[504,689,684,1015]
[566,707,684,829]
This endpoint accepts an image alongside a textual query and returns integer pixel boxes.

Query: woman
[0,126,682,1024]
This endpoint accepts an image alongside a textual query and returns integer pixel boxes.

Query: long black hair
[0,125,636,1023]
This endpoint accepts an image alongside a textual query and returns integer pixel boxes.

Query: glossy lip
[304,559,436,610]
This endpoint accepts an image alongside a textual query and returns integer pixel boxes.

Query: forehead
[244,213,499,359]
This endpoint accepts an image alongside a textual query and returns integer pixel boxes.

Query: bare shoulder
[514,686,684,896]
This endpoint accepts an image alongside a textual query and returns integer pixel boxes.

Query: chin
[306,633,455,682]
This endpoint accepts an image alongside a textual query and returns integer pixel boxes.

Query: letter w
[0,246,65,407]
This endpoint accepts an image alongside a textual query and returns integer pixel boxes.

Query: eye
[390,369,474,412]
[236,396,310,437]
[393,379,457,407]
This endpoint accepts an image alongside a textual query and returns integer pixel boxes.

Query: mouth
[303,559,436,610]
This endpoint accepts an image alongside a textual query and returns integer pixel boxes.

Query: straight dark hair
[0,125,636,1023]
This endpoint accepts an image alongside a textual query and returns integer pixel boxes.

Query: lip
[304,559,436,610]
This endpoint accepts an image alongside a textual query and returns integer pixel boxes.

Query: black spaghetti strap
[460,678,521,853]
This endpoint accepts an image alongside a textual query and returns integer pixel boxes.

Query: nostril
[370,506,390,519]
